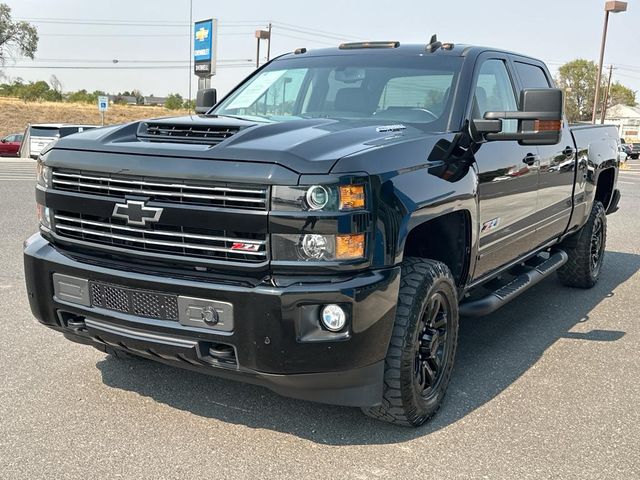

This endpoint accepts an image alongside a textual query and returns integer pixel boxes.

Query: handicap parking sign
[98,96,109,112]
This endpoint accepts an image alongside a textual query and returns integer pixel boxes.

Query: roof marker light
[339,41,400,50]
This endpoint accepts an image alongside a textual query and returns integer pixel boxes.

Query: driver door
[472,57,540,279]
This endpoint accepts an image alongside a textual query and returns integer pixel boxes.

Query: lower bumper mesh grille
[90,282,179,321]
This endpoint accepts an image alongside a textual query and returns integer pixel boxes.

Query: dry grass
[0,97,188,137]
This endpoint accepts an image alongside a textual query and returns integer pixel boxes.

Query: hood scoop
[137,122,242,145]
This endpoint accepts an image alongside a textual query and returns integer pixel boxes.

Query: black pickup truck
[24,40,621,426]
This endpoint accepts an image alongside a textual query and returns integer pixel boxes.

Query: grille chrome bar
[51,179,265,203]
[51,170,268,210]
[52,171,265,195]
[54,214,265,245]
[53,211,268,264]
[55,223,265,256]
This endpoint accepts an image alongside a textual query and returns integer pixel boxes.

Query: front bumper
[24,234,400,407]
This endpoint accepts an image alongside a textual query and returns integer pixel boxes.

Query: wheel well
[403,211,471,286]
[595,168,615,210]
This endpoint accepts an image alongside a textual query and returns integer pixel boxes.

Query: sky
[2,0,640,101]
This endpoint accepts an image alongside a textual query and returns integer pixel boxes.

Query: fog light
[300,234,332,259]
[321,304,346,332]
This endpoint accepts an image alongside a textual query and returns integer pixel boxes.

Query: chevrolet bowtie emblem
[112,200,163,226]
[195,27,209,41]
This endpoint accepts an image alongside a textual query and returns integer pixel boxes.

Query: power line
[17,18,266,27]
[1,64,254,70]
[38,32,256,38]
[271,20,360,41]
[14,58,252,64]
[275,32,337,47]
[18,16,359,43]
[273,24,358,42]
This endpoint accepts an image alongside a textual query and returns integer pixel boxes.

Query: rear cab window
[514,61,551,89]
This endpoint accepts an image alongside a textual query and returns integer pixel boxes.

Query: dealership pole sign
[194,18,218,77]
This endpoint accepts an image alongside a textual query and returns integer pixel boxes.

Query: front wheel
[363,258,459,427]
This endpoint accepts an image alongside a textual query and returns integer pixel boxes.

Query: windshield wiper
[213,113,274,123]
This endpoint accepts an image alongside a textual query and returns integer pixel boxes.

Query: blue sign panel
[194,19,213,63]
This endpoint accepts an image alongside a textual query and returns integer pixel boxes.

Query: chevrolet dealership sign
[194,18,218,77]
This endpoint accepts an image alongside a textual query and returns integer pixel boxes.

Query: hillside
[0,97,188,137]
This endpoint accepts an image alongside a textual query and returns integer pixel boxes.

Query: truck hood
[50,115,435,175]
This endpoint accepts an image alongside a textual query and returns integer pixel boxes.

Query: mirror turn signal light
[339,185,365,210]
[335,233,365,259]
[534,120,562,132]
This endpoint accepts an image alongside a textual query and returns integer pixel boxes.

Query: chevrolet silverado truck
[24,40,621,426]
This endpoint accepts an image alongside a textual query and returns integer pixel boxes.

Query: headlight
[36,162,51,188]
[36,203,51,229]
[272,233,365,261]
[272,183,365,212]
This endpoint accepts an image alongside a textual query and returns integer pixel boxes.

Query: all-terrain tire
[557,201,607,289]
[363,258,459,427]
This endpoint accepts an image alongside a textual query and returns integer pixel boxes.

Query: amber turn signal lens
[534,120,562,132]
[335,233,365,260]
[339,185,365,210]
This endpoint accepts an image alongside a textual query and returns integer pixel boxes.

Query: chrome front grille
[51,171,268,211]
[53,211,268,264]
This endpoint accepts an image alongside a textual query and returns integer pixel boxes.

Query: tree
[0,4,38,66]
[183,99,195,111]
[19,80,50,101]
[607,82,637,108]
[165,93,184,110]
[556,59,601,123]
[131,89,144,105]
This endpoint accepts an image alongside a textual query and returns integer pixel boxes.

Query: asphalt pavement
[0,159,638,479]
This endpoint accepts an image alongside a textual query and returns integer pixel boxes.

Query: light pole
[592,1,627,124]
[255,29,271,69]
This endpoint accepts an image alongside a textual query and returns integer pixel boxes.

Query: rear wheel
[363,258,459,427]
[558,201,607,288]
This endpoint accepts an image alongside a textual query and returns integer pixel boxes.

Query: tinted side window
[515,62,550,89]
[473,59,518,118]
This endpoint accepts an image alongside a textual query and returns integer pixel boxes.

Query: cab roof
[277,42,542,64]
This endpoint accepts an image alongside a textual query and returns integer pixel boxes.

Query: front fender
[371,162,478,269]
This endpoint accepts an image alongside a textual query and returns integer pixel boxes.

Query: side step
[459,250,568,317]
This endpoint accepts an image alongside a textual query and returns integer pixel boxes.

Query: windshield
[213,53,463,130]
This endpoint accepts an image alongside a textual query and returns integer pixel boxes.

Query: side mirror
[195,88,217,114]
[471,88,563,146]
[1,138,6,143]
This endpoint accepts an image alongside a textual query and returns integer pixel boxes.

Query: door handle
[562,146,575,157]
[522,154,538,166]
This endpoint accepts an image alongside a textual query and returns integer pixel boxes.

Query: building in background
[143,96,167,106]
[604,104,640,142]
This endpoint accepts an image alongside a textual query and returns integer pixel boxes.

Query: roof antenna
[426,34,442,53]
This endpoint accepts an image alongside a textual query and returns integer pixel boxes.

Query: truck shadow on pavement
[96,250,638,445]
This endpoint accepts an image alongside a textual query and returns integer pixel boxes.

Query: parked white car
[20,123,98,159]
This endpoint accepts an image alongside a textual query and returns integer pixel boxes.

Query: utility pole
[188,0,193,109]
[267,22,272,61]
[600,64,614,124]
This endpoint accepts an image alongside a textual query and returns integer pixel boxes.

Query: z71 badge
[481,217,501,233]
